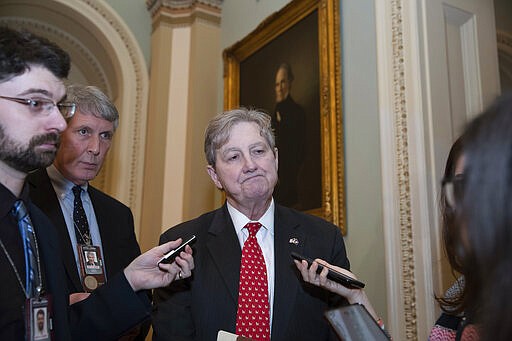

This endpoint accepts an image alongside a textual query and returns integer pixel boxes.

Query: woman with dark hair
[449,92,512,340]
[297,93,512,340]
[295,137,469,340]
[429,136,472,340]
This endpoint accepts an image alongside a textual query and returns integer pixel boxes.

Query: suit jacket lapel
[206,205,242,304]
[87,188,113,278]
[271,205,306,340]
[27,169,83,292]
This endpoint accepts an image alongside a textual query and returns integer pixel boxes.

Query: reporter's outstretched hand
[124,239,194,292]
[294,258,378,321]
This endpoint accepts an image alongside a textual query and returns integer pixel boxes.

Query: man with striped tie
[0,26,194,341]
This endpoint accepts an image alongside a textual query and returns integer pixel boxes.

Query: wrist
[123,267,138,291]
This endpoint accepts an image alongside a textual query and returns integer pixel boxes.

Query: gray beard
[0,125,60,173]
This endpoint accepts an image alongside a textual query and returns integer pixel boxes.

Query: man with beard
[34,309,48,340]
[27,84,149,340]
[0,26,194,340]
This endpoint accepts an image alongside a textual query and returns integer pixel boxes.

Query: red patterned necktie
[236,222,271,341]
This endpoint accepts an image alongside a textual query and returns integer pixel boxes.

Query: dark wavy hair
[455,92,512,340]
[435,136,466,313]
[0,26,70,83]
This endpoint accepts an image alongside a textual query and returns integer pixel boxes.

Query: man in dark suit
[0,27,194,340]
[152,108,349,341]
[27,84,149,339]
[272,62,306,209]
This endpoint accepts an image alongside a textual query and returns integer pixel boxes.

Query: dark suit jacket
[27,169,141,292]
[0,180,150,341]
[272,95,307,207]
[27,169,149,340]
[152,204,349,341]
[30,202,151,341]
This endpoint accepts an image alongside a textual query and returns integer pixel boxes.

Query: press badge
[77,244,106,292]
[25,295,53,341]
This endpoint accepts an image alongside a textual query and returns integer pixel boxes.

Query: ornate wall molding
[152,8,221,28]
[390,0,417,339]
[0,17,109,93]
[376,0,419,338]
[147,0,222,28]
[147,0,222,16]
[77,0,148,215]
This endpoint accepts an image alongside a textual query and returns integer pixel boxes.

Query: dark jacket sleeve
[30,202,151,341]
[69,272,151,340]
[152,226,196,341]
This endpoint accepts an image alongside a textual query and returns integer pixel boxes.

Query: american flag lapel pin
[289,238,299,245]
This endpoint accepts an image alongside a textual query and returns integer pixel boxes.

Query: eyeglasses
[0,95,76,119]
[442,174,465,209]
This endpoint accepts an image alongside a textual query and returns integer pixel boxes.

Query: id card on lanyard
[77,244,106,292]
[25,294,53,341]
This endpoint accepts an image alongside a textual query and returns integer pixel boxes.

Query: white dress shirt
[46,164,106,280]
[227,199,275,331]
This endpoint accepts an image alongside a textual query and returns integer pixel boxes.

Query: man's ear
[206,165,223,190]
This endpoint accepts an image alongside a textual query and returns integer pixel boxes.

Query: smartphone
[291,252,365,289]
[157,235,196,265]
[325,304,391,340]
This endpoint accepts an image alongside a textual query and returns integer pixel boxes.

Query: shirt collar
[227,198,275,235]
[0,177,32,221]
[46,164,88,200]
[0,182,24,218]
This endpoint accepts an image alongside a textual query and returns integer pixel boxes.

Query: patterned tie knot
[72,185,82,198]
[246,222,262,237]
[12,200,28,221]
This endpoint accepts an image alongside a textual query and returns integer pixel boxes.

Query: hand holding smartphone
[291,252,365,289]
[158,235,196,265]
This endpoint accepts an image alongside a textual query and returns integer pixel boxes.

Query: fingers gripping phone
[291,252,365,289]
[158,235,196,265]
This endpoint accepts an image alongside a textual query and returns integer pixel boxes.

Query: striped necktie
[12,200,40,297]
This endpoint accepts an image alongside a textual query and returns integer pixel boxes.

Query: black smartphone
[291,252,365,289]
[157,235,196,265]
[325,304,391,340]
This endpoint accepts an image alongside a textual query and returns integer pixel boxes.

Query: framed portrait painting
[223,0,346,233]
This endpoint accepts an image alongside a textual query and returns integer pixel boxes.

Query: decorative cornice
[146,0,222,18]
[391,0,417,339]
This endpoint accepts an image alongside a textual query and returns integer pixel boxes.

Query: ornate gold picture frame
[223,0,345,234]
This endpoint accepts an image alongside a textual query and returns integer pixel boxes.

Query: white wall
[341,0,386,323]
[105,0,152,65]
